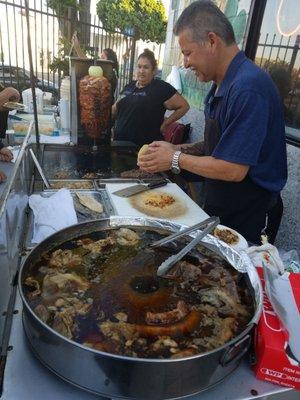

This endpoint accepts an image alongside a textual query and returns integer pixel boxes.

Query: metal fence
[0,0,136,102]
[256,33,300,129]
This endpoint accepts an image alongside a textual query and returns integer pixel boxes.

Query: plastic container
[13,120,56,137]
[59,99,70,131]
[22,88,44,114]
[60,76,70,101]
[12,121,30,136]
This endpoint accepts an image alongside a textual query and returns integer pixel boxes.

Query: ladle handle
[29,148,51,189]
[157,217,219,277]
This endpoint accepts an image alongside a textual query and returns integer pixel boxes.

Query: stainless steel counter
[0,133,298,400]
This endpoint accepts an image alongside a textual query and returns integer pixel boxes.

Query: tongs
[154,216,220,276]
[29,148,51,189]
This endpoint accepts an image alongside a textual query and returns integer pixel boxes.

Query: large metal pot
[19,217,262,399]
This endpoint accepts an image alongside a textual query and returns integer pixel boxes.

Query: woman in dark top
[112,49,189,147]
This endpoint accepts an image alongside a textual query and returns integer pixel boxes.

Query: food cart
[0,122,298,400]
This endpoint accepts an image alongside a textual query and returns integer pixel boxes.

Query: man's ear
[207,32,219,53]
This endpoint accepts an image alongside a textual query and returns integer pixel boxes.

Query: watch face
[171,166,180,174]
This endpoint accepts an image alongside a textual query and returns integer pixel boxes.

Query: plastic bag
[278,249,300,273]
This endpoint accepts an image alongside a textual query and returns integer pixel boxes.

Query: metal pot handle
[220,334,252,367]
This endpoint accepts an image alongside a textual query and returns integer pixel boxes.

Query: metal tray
[24,190,115,250]
[44,179,96,191]
[95,176,170,190]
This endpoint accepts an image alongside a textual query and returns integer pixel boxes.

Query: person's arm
[179,153,249,181]
[0,87,20,111]
[0,146,13,162]
[179,141,205,155]
[0,170,6,183]
[160,93,189,132]
[138,141,249,181]
[0,141,8,181]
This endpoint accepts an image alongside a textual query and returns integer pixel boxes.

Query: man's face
[178,29,215,82]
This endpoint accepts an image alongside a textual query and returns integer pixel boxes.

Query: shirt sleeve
[157,80,177,104]
[213,89,270,166]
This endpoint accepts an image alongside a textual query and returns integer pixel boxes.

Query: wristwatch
[171,151,182,174]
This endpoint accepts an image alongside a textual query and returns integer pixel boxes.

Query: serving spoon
[155,216,220,277]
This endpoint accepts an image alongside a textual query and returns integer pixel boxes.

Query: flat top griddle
[42,145,139,179]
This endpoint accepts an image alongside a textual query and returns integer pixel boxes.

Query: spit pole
[24,0,40,148]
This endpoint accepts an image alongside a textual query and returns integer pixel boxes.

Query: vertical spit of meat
[79,75,111,139]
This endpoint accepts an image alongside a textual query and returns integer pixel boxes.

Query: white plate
[214,224,248,251]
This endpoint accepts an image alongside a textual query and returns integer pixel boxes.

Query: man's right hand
[0,87,21,111]
[0,170,7,183]
[138,141,177,173]
[0,147,13,162]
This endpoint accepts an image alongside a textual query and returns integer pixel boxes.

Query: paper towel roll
[59,99,70,131]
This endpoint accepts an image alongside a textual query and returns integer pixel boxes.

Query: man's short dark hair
[174,0,236,46]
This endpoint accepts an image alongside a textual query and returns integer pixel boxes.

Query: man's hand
[0,147,13,162]
[0,170,7,183]
[137,141,176,173]
[0,87,20,111]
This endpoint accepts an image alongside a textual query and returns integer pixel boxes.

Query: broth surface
[23,228,253,359]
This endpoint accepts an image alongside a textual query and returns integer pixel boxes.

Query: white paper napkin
[29,188,77,243]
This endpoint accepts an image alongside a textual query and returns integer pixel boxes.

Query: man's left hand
[137,141,175,173]
[0,147,13,162]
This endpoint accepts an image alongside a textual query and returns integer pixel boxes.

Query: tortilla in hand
[137,144,149,161]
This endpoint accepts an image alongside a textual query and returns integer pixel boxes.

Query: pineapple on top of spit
[79,66,111,139]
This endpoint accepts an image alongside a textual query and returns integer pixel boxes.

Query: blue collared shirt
[204,51,287,193]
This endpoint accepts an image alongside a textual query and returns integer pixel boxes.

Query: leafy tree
[96,0,167,43]
[47,0,91,76]
[47,0,91,43]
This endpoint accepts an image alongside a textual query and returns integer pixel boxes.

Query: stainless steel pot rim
[19,215,262,363]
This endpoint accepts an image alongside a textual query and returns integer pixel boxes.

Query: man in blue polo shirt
[138,0,287,244]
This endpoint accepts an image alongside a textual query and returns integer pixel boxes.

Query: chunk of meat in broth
[114,228,140,246]
[77,236,115,254]
[42,272,89,301]
[145,301,189,325]
[24,276,41,299]
[34,304,50,323]
[49,249,83,268]
[52,309,76,339]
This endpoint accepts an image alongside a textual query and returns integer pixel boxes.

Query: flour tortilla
[130,190,187,218]
[137,144,149,161]
[76,193,103,213]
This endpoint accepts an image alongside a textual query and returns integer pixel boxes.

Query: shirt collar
[214,51,247,98]
[204,51,247,106]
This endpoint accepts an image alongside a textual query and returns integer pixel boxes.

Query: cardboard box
[252,267,300,390]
